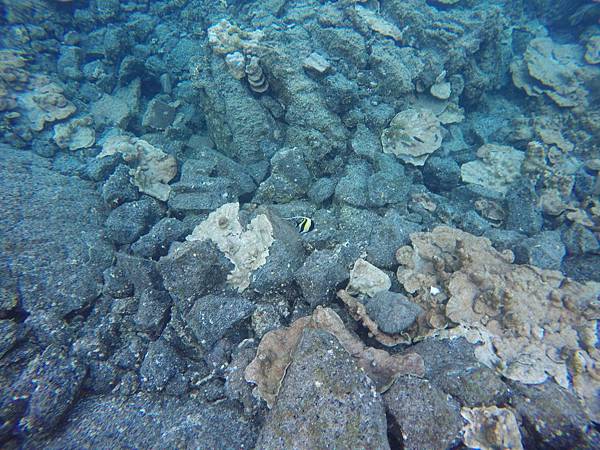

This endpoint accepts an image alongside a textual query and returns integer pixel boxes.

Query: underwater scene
[1,0,599,448]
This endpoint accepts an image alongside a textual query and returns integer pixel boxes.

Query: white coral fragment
[186,203,274,292]
[461,406,523,450]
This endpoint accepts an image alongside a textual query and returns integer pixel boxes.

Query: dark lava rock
[83,360,120,395]
[133,288,172,338]
[409,337,510,407]
[367,211,422,269]
[383,376,463,450]
[13,345,86,437]
[307,177,337,204]
[102,265,134,300]
[323,73,359,114]
[82,154,121,182]
[168,177,237,214]
[28,393,258,449]
[142,96,176,130]
[130,217,190,259]
[562,223,599,256]
[514,230,566,270]
[562,254,600,282]
[254,147,312,203]
[0,320,18,359]
[102,164,139,208]
[367,169,410,207]
[257,328,390,449]
[158,240,233,307]
[457,209,492,236]
[422,156,461,192]
[0,147,113,318]
[178,153,256,197]
[484,228,526,252]
[351,123,381,161]
[139,338,184,392]
[295,249,348,307]
[250,211,307,294]
[105,196,165,244]
[365,291,423,334]
[510,381,600,450]
[505,181,543,236]
[116,252,163,293]
[186,294,255,349]
[335,163,370,207]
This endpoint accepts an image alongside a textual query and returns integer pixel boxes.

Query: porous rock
[255,328,390,450]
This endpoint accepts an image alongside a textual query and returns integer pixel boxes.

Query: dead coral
[186,202,274,292]
[98,135,177,201]
[461,406,524,450]
[346,258,391,298]
[244,306,424,408]
[395,226,600,421]
[381,107,443,166]
[19,75,76,131]
[511,37,597,111]
[207,19,263,55]
[460,144,525,195]
[53,116,95,151]
[0,49,29,112]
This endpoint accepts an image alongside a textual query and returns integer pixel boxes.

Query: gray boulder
[514,230,566,270]
[158,240,233,308]
[28,394,258,449]
[105,196,165,245]
[0,147,113,318]
[257,329,390,449]
[131,217,190,259]
[505,181,543,236]
[295,249,348,307]
[384,376,463,450]
[365,291,423,334]
[186,294,255,349]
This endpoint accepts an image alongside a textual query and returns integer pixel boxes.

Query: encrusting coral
[511,37,598,111]
[185,202,274,292]
[19,75,76,131]
[381,107,443,166]
[244,306,425,408]
[460,144,525,195]
[461,406,524,450]
[53,116,95,151]
[97,135,177,201]
[0,49,29,112]
[395,226,600,421]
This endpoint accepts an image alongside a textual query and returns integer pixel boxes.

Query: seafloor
[0,0,599,448]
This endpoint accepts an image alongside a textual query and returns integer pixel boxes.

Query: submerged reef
[1,0,600,448]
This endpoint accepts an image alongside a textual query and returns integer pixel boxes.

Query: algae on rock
[186,202,274,292]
